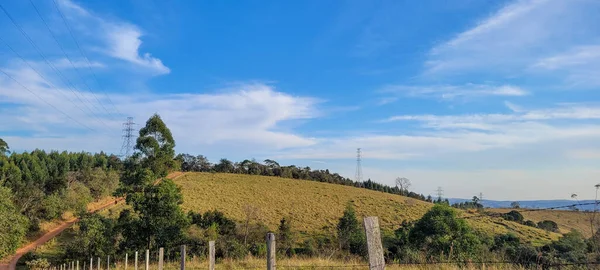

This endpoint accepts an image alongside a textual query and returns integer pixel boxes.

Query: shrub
[0,186,29,258]
[537,220,559,232]
[408,204,482,261]
[25,258,50,270]
[502,210,524,223]
[523,220,537,227]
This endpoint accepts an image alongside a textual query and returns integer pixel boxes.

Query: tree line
[175,154,431,202]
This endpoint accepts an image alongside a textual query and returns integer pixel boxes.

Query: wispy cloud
[378,84,527,103]
[57,0,170,75]
[425,0,600,85]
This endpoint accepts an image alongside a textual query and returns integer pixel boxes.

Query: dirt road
[0,172,185,270]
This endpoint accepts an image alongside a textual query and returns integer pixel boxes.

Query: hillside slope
[488,208,595,238]
[175,173,560,244]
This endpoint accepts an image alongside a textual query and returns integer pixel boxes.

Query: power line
[355,148,363,182]
[0,35,93,120]
[0,67,94,131]
[51,0,122,117]
[0,2,110,129]
[28,0,116,120]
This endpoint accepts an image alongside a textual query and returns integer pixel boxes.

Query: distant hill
[448,198,596,211]
[175,172,560,245]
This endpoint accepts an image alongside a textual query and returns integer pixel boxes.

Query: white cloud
[104,24,170,75]
[57,0,170,75]
[52,58,105,69]
[379,84,527,102]
[426,0,600,81]
[0,64,318,155]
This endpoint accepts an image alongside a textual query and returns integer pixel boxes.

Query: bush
[502,210,524,223]
[25,258,50,270]
[523,220,537,227]
[407,204,482,261]
[537,220,559,232]
[41,193,65,220]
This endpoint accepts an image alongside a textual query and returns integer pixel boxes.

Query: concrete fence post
[363,217,385,270]
[97,257,100,270]
[180,245,186,270]
[209,241,215,270]
[135,252,138,270]
[125,254,128,270]
[158,248,164,270]
[77,260,79,270]
[266,233,276,270]
[90,257,93,270]
[107,256,110,270]
[145,250,149,270]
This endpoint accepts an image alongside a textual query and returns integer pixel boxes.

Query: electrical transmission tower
[355,148,363,182]
[435,186,444,201]
[120,117,136,158]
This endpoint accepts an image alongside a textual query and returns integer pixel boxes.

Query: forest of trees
[175,154,431,202]
[0,147,122,257]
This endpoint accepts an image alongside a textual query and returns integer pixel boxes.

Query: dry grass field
[175,173,560,244]
[488,208,597,238]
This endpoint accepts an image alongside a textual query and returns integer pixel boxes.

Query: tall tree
[136,114,176,177]
[0,138,9,156]
[0,186,29,258]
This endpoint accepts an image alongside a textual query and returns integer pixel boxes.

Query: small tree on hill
[502,210,524,223]
[511,201,520,209]
[278,217,295,256]
[337,203,367,257]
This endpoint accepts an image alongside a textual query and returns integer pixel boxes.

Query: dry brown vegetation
[175,172,560,244]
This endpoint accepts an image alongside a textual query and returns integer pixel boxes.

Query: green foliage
[523,220,537,227]
[336,204,367,257]
[128,179,189,249]
[544,230,587,263]
[41,193,65,220]
[407,204,482,261]
[190,210,237,236]
[537,220,559,232]
[67,213,116,259]
[0,138,9,156]
[0,186,28,258]
[25,258,50,270]
[502,210,524,223]
[278,217,295,256]
[136,114,176,177]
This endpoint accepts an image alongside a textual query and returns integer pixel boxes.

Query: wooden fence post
[135,252,138,270]
[145,250,149,270]
[83,261,86,270]
[363,217,385,270]
[266,233,276,270]
[158,248,164,270]
[209,241,215,270]
[125,254,128,270]
[180,245,186,270]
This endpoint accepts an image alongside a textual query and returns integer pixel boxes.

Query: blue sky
[2,0,600,200]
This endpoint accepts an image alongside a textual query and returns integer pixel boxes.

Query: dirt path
[0,172,186,270]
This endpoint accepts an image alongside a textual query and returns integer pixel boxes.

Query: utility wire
[28,0,116,120]
[0,35,92,121]
[51,0,123,117]
[0,67,94,132]
[0,2,110,129]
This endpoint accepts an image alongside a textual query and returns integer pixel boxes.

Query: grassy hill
[488,208,596,238]
[175,172,560,245]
